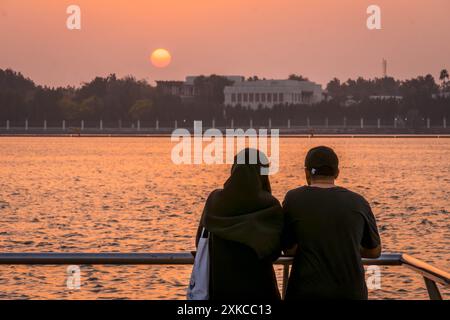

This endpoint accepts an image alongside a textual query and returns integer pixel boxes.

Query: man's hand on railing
[361,245,382,259]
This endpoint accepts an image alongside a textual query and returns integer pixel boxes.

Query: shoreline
[1,133,450,138]
[1,126,450,138]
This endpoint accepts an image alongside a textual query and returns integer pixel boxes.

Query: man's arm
[281,193,298,255]
[360,199,382,259]
[360,244,381,259]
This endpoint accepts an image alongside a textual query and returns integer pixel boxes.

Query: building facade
[157,75,245,100]
[224,80,323,109]
[156,80,195,99]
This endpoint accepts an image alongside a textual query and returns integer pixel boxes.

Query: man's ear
[335,168,340,180]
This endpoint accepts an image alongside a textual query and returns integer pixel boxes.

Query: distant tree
[288,74,309,81]
[75,74,153,121]
[400,74,439,98]
[0,69,36,120]
[194,75,234,104]
[326,78,344,100]
[129,99,154,121]
[30,87,64,120]
[57,96,80,120]
[77,76,108,101]
[79,96,104,119]
[0,69,35,91]
[440,69,449,90]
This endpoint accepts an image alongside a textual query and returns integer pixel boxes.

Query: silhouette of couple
[195,146,381,300]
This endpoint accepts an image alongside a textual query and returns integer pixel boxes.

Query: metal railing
[0,252,448,300]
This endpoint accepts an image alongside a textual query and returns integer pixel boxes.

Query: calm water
[0,137,448,300]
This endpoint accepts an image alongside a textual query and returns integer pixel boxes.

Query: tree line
[0,68,448,127]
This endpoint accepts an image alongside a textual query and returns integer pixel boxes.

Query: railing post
[444,117,447,129]
[174,120,178,129]
[394,118,398,128]
[6,120,10,130]
[249,118,253,129]
[377,118,381,129]
[156,119,159,131]
[25,119,28,131]
[81,120,84,131]
[287,119,291,129]
[268,118,272,129]
[137,120,141,131]
[62,120,66,131]
[360,118,364,129]
[43,120,47,131]
[100,120,103,131]
[427,118,430,129]
[212,118,215,129]
[424,277,442,300]
[230,119,234,129]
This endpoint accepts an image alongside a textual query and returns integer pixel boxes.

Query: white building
[157,75,245,100]
[224,80,323,109]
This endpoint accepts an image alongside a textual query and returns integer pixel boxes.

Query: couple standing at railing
[187,146,382,300]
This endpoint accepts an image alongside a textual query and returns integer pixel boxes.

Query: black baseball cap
[304,146,339,177]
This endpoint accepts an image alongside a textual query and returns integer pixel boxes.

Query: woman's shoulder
[207,188,223,199]
[256,191,282,212]
[204,188,224,206]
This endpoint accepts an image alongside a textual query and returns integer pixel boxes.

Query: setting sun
[150,48,172,68]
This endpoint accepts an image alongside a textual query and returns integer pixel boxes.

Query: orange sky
[0,0,449,87]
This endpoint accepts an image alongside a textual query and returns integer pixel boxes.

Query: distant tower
[382,58,387,78]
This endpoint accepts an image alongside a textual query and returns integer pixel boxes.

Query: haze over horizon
[1,0,449,87]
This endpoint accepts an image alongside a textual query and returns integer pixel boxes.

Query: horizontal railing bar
[0,253,195,265]
[0,252,403,266]
[361,253,403,266]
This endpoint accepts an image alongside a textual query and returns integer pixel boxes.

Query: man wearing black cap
[282,146,381,300]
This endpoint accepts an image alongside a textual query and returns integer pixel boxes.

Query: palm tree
[440,69,449,91]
